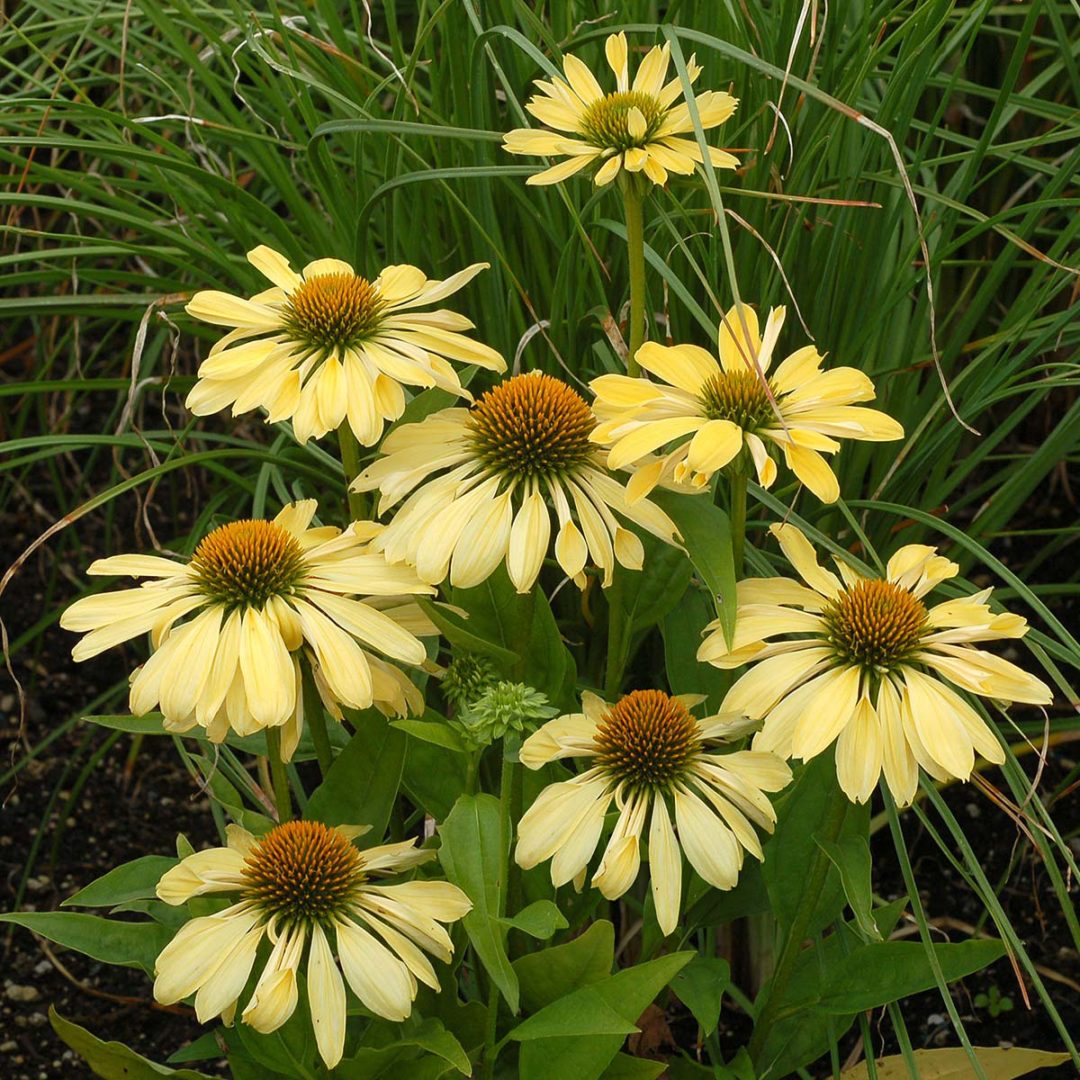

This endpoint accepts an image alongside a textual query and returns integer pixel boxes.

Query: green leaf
[392,718,467,753]
[653,491,736,648]
[437,794,519,1013]
[62,855,176,909]
[600,1055,670,1079]
[49,1009,216,1079]
[762,755,869,937]
[840,1047,1071,1079]
[415,597,519,667]
[684,857,770,928]
[512,953,693,1080]
[0,912,170,974]
[166,1030,224,1064]
[624,536,694,634]
[758,935,1007,1078]
[513,919,615,1012]
[402,735,469,821]
[449,568,573,700]
[662,588,731,710]
[499,900,569,941]
[400,1018,471,1076]
[230,1001,317,1080]
[671,956,730,1036]
[804,940,1008,1016]
[815,834,881,941]
[305,712,405,840]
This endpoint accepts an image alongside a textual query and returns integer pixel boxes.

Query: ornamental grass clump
[4,11,1075,1080]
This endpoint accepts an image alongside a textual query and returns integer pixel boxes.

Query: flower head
[699,524,1053,805]
[590,303,903,504]
[185,246,505,446]
[153,820,471,1069]
[515,689,791,935]
[503,32,739,188]
[60,500,436,755]
[352,371,681,592]
[453,681,558,749]
[440,652,500,711]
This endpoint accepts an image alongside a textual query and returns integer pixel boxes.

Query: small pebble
[4,985,39,1003]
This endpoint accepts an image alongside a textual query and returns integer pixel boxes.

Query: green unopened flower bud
[452,681,558,750]
[441,653,499,710]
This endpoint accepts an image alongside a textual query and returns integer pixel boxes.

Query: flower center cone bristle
[581,91,663,150]
[283,272,385,352]
[191,520,306,610]
[699,371,775,430]
[242,820,363,924]
[467,373,596,480]
[594,689,700,789]
[825,579,928,670]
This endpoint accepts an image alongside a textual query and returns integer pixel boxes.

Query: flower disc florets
[699,371,775,432]
[466,372,596,480]
[281,272,386,354]
[581,91,664,151]
[593,689,700,789]
[241,820,364,925]
[190,520,306,611]
[823,579,928,671]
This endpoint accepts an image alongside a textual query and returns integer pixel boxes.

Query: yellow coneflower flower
[60,500,435,756]
[185,246,505,446]
[698,524,1053,805]
[503,32,738,188]
[352,371,681,593]
[153,820,471,1069]
[590,303,903,504]
[515,689,791,935]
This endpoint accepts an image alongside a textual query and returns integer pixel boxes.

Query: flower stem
[265,727,292,824]
[301,662,334,779]
[336,423,367,522]
[729,470,748,576]
[621,181,648,378]
[482,752,516,1080]
[747,779,848,1066]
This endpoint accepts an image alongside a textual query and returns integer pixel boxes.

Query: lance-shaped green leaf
[437,793,519,1012]
[306,711,405,841]
[63,855,177,909]
[0,912,170,975]
[50,1009,217,1079]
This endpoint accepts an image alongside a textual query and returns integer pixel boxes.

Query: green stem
[729,471,748,576]
[482,753,516,1080]
[747,780,848,1066]
[622,180,647,377]
[337,423,367,522]
[301,662,334,779]
[265,727,292,824]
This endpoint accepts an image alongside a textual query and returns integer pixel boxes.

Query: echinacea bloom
[591,303,903,504]
[60,500,435,756]
[515,689,791,935]
[185,246,505,446]
[503,32,738,188]
[154,820,471,1069]
[699,524,1053,805]
[352,371,680,592]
